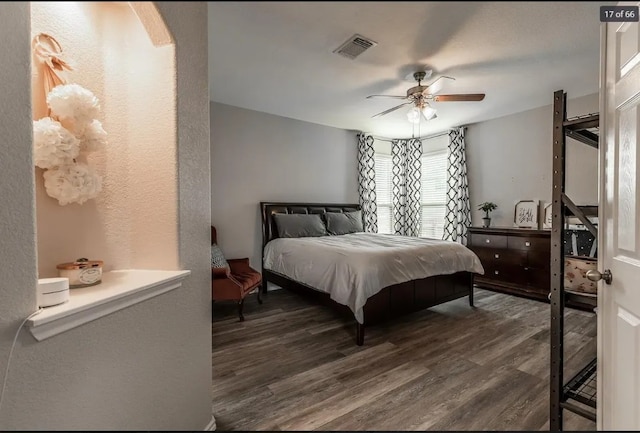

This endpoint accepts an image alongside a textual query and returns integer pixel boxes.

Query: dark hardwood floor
[212,287,596,431]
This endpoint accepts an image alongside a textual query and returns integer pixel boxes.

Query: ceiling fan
[367,70,486,123]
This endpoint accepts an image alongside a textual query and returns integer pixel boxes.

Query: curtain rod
[358,127,466,143]
[365,132,446,143]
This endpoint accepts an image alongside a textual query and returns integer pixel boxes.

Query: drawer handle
[494,270,499,275]
[485,239,491,244]
[525,241,531,247]
[524,267,529,271]
[494,254,500,259]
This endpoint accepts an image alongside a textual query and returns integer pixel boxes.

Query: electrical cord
[0,308,43,415]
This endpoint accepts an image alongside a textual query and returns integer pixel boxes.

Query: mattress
[263,232,485,323]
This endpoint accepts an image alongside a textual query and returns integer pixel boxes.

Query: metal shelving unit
[550,90,599,430]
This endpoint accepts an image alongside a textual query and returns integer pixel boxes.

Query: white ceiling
[208,1,610,139]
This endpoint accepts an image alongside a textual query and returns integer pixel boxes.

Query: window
[374,148,448,238]
[374,154,394,234]
[420,150,448,239]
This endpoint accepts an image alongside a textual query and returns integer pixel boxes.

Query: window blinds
[374,154,393,234]
[375,149,448,238]
[420,150,447,239]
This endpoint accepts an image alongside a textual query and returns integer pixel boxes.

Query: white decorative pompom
[47,84,100,133]
[33,117,80,169]
[43,163,103,206]
[79,119,107,153]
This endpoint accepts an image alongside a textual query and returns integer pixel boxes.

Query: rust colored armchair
[211,226,262,321]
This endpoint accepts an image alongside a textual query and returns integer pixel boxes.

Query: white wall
[466,92,599,228]
[210,102,359,271]
[0,2,212,430]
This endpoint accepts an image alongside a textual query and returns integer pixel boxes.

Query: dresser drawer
[469,233,507,249]
[479,263,529,286]
[528,249,551,270]
[473,247,527,267]
[507,235,550,252]
[525,266,551,290]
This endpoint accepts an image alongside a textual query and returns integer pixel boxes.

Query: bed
[260,202,484,345]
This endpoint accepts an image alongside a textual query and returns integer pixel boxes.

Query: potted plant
[478,202,498,227]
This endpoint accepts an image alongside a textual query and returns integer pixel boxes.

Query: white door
[599,3,640,429]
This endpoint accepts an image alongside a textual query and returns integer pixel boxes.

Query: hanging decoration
[42,164,103,206]
[32,33,105,206]
[32,117,80,169]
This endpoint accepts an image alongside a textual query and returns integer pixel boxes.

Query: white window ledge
[27,269,191,341]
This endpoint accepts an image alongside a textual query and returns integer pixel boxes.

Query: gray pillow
[325,210,364,235]
[274,213,328,238]
[211,244,229,269]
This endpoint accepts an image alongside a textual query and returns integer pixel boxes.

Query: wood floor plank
[267,341,399,395]
[414,364,541,431]
[276,361,431,431]
[224,377,346,431]
[212,288,597,431]
[317,357,482,431]
[493,379,549,431]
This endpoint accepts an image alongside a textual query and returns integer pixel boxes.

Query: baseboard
[204,414,216,431]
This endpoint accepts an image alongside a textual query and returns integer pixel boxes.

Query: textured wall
[466,92,599,228]
[210,102,359,271]
[170,0,214,427]
[0,2,212,430]
[0,4,39,430]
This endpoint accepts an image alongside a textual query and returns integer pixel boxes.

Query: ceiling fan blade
[371,102,413,118]
[423,75,455,96]
[433,93,486,102]
[366,94,408,99]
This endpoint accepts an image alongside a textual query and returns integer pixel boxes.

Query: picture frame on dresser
[543,203,553,229]
[514,200,539,229]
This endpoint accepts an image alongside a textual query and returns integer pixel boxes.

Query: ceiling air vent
[333,34,377,60]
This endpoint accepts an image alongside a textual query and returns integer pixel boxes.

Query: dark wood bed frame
[260,202,474,345]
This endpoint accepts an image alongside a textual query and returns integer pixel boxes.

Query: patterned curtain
[357,134,378,232]
[391,138,422,236]
[443,127,472,243]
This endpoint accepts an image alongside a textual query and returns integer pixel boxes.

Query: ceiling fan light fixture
[407,106,421,124]
[422,105,437,121]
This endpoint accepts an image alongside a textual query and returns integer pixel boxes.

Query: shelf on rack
[563,113,600,131]
[563,113,599,148]
[565,289,598,310]
[561,358,597,421]
[565,205,598,218]
[564,357,597,408]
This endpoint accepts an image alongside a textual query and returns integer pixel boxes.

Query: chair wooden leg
[238,299,245,322]
[257,287,263,304]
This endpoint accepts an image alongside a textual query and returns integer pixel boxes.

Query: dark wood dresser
[467,227,551,302]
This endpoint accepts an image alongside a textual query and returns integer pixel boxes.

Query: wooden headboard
[260,201,361,249]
